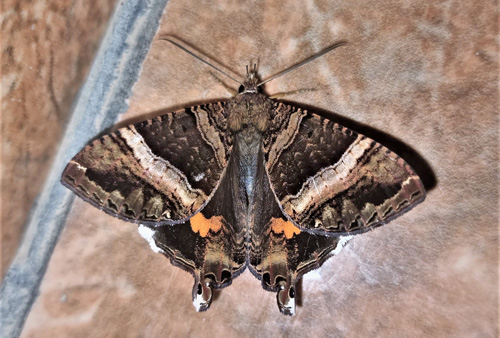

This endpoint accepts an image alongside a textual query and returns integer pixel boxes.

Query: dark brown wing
[150,146,246,311]
[248,141,343,315]
[264,102,425,235]
[61,102,232,225]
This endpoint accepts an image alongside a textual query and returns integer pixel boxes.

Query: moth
[61,39,425,315]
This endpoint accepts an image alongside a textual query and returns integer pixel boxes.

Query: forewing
[264,102,425,234]
[61,102,232,224]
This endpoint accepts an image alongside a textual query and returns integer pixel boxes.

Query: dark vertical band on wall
[0,1,170,337]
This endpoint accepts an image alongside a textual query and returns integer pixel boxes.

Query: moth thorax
[228,93,273,132]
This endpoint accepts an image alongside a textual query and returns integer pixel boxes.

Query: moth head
[240,64,259,94]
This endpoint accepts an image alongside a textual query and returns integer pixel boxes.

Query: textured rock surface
[1,0,116,277]
[21,0,497,337]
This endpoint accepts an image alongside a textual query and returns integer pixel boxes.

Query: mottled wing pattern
[264,102,425,234]
[61,102,232,225]
[152,148,246,311]
[248,143,342,315]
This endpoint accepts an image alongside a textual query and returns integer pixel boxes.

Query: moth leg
[192,275,213,312]
[277,277,296,316]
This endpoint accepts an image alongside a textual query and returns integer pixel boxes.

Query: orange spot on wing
[270,218,300,239]
[190,213,223,237]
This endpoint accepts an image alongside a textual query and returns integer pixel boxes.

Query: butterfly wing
[264,102,425,234]
[61,102,232,225]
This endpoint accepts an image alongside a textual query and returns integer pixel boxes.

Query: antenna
[158,37,347,90]
[257,41,347,87]
[158,37,244,86]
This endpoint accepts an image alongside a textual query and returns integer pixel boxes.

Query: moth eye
[238,85,245,93]
[197,283,203,295]
[289,286,295,299]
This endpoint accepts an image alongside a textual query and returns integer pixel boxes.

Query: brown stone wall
[1,0,116,277]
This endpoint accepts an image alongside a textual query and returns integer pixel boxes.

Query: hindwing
[61,102,232,224]
[150,147,247,311]
[264,102,425,234]
[247,145,345,315]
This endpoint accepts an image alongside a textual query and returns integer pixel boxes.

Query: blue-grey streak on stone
[0,1,170,337]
